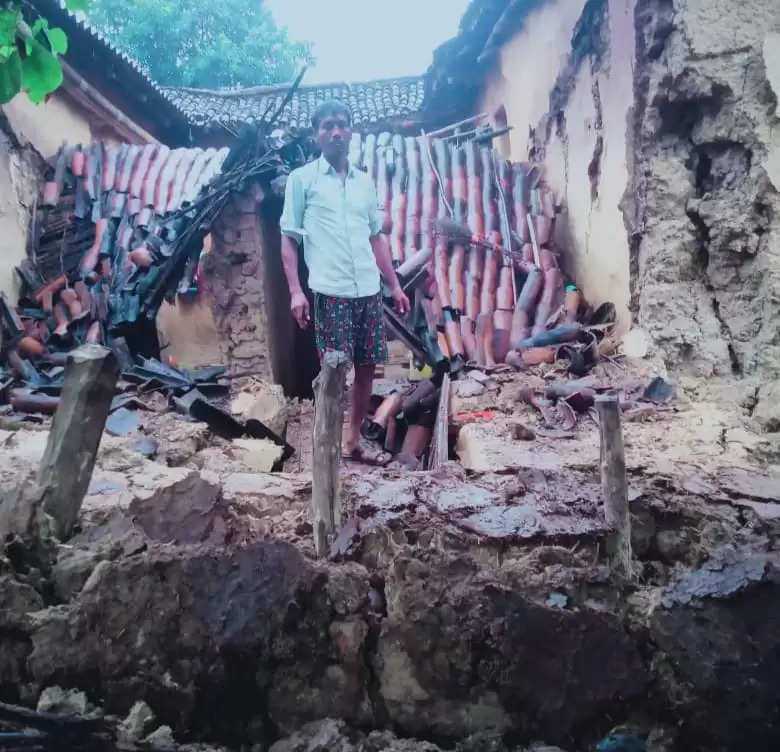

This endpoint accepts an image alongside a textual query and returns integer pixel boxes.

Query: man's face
[316,110,352,161]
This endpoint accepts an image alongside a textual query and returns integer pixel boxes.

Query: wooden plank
[596,394,632,578]
[427,373,450,470]
[311,350,348,557]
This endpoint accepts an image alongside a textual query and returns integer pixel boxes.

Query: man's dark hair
[311,99,351,130]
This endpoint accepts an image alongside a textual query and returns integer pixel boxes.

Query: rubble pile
[0,93,311,421]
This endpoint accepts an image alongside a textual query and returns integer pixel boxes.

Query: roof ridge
[164,74,427,99]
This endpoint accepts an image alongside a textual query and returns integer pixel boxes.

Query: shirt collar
[318,154,354,178]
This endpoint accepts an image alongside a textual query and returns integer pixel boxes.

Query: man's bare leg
[343,362,375,455]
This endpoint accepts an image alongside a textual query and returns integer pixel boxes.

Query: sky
[264,0,471,83]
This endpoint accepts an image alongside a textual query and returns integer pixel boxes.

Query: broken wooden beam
[311,350,347,557]
[38,344,119,540]
[427,372,451,470]
[596,394,632,578]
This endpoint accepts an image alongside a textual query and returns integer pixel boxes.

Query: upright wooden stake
[596,394,632,578]
[311,350,348,557]
[38,344,119,540]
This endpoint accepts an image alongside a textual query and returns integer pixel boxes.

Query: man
[280,99,410,465]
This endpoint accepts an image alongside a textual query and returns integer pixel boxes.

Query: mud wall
[3,91,93,160]
[202,190,319,394]
[0,117,45,301]
[478,0,634,331]
[156,296,222,369]
[476,0,780,400]
[627,0,780,390]
[203,189,274,381]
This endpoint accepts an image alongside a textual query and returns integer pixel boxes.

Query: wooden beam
[38,345,119,540]
[596,394,632,578]
[311,350,348,557]
[427,373,450,470]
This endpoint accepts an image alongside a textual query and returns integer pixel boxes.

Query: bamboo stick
[426,112,488,139]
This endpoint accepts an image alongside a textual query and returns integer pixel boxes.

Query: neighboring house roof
[28,0,189,143]
[162,76,429,133]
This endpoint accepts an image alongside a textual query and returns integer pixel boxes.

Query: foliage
[85,0,313,88]
[0,1,85,104]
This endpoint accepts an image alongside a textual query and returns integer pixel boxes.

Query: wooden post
[427,373,450,470]
[38,344,119,540]
[596,394,632,578]
[311,350,348,557]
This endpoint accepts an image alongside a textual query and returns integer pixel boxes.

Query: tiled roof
[30,0,189,140]
[163,76,428,131]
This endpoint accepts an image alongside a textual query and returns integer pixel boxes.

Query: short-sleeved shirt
[279,155,383,299]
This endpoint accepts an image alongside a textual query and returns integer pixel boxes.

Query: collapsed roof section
[163,76,429,135]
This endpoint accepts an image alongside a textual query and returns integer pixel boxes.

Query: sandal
[342,440,392,467]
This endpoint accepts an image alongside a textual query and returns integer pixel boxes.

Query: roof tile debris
[163,76,428,131]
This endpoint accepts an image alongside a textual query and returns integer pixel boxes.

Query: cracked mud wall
[202,190,275,381]
[203,191,319,395]
[477,0,780,395]
[0,116,46,302]
[626,0,780,386]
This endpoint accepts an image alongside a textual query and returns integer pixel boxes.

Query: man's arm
[279,171,310,328]
[367,178,410,315]
[369,232,410,315]
[281,236,310,328]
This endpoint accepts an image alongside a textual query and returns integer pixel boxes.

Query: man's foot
[342,439,392,467]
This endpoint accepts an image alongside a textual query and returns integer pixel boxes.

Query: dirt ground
[1,352,778,751]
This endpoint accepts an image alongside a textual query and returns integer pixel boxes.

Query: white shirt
[279,155,383,298]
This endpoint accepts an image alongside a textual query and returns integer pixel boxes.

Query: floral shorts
[313,292,388,366]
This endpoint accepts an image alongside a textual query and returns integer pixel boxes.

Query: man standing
[280,99,410,465]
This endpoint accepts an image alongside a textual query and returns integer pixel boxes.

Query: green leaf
[0,10,19,47]
[31,18,48,37]
[21,35,62,103]
[46,27,68,55]
[0,51,22,104]
[66,0,90,12]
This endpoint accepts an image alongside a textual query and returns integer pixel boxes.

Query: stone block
[231,438,284,472]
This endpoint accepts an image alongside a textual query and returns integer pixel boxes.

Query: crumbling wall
[477,0,780,400]
[626,0,780,391]
[203,188,275,381]
[203,190,319,396]
[0,116,46,302]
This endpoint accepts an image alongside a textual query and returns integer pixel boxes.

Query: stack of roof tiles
[7,142,227,364]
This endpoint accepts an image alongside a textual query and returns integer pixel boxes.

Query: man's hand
[390,284,410,316]
[290,290,310,329]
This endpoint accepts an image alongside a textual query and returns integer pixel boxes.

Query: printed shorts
[313,292,388,366]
